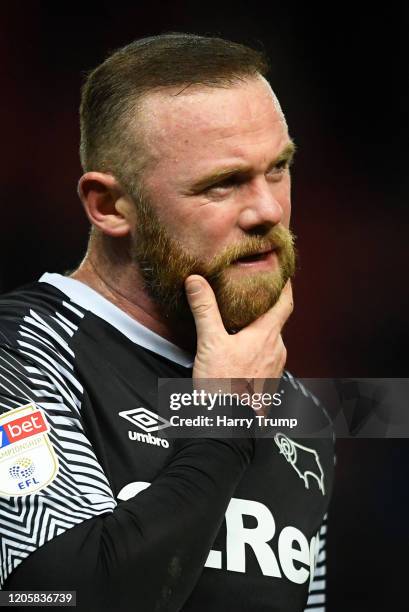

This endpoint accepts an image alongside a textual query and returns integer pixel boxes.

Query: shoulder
[0,280,86,352]
[0,280,89,415]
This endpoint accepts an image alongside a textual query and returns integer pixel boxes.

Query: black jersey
[0,273,333,611]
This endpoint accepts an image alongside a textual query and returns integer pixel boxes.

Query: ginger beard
[131,195,296,332]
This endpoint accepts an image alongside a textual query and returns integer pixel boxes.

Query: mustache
[203,225,295,278]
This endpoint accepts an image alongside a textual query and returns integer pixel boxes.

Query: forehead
[139,76,289,172]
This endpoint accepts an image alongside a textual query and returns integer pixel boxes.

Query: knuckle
[192,301,213,316]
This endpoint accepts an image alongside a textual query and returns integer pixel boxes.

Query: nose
[238,177,284,234]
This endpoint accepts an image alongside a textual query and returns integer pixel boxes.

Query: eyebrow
[189,139,297,193]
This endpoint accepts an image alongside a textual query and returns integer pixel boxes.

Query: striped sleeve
[0,301,117,588]
[304,515,328,612]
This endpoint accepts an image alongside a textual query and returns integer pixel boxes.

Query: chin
[218,295,279,332]
[214,268,285,328]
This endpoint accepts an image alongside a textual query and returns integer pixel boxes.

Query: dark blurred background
[1,2,408,609]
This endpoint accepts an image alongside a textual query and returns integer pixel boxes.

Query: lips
[234,247,275,264]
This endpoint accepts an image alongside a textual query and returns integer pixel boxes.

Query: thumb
[185,275,226,339]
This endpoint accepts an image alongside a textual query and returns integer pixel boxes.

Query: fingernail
[186,280,202,294]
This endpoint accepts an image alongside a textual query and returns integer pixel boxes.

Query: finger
[264,280,293,328]
[245,280,294,334]
[185,275,227,340]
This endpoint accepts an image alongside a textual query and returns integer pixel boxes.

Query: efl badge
[0,404,59,497]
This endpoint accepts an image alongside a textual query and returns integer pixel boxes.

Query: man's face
[129,76,296,331]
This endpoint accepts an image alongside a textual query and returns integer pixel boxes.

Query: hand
[185,276,293,383]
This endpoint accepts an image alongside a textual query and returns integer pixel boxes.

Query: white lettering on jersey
[225,498,281,577]
[128,431,170,448]
[117,482,318,585]
[278,526,310,584]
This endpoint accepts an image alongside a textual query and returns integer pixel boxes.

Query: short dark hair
[79,33,269,192]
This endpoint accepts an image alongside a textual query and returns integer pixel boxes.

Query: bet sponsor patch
[0,404,59,497]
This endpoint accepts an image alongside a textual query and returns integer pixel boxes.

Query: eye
[204,176,240,195]
[265,159,292,181]
[273,159,290,173]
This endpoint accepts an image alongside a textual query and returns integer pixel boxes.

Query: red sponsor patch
[3,411,48,443]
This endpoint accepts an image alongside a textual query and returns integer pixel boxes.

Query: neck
[70,235,197,354]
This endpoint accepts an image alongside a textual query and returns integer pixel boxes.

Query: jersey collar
[39,273,194,368]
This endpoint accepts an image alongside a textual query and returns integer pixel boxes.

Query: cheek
[191,206,238,254]
[282,199,291,227]
[200,205,236,237]
[174,204,239,259]
[277,177,292,227]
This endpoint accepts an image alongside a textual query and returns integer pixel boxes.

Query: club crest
[274,433,325,495]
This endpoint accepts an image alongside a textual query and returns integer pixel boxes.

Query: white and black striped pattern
[0,300,117,588]
[304,515,327,612]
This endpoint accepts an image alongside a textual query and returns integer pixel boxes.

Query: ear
[78,172,134,237]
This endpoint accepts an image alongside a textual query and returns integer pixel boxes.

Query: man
[0,34,333,611]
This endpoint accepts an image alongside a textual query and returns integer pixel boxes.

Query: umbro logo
[119,407,170,449]
[119,407,170,433]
